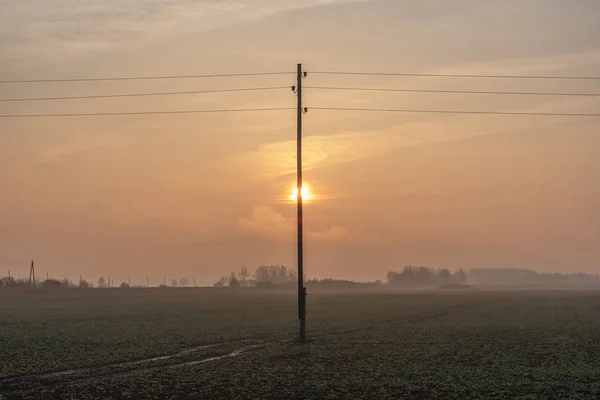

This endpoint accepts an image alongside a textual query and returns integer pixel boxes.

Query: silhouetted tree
[453,269,467,284]
[238,267,250,286]
[171,279,178,287]
[213,276,228,287]
[229,272,240,288]
[42,279,64,288]
[439,269,452,284]
[254,266,270,283]
[179,278,189,287]
[79,279,91,289]
[98,277,106,288]
[120,282,130,289]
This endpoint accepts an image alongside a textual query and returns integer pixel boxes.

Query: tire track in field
[0,339,269,393]
[318,297,497,339]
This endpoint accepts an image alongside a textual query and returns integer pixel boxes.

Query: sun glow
[289,185,312,202]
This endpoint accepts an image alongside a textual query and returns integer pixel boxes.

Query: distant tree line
[467,268,600,286]
[385,265,467,288]
[214,265,297,288]
[212,266,383,290]
[0,276,91,289]
[3,265,599,291]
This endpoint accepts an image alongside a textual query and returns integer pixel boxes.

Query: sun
[289,185,312,202]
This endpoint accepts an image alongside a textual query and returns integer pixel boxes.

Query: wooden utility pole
[128,276,131,286]
[295,63,307,340]
[29,261,36,287]
[7,270,10,281]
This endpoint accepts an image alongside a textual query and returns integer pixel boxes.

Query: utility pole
[7,270,10,281]
[108,274,111,288]
[128,276,131,286]
[146,276,149,288]
[46,272,49,281]
[294,63,307,340]
[29,261,36,287]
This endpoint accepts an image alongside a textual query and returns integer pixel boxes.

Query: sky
[1,0,599,285]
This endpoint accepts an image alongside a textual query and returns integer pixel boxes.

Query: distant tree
[120,282,130,289]
[453,269,467,284]
[42,279,64,288]
[0,277,18,287]
[229,272,240,288]
[79,279,91,289]
[98,277,106,288]
[254,266,270,283]
[171,279,179,287]
[238,267,250,286]
[61,278,71,288]
[213,276,228,287]
[386,271,398,285]
[439,269,452,284]
[179,278,189,287]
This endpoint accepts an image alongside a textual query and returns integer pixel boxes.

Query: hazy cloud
[0,0,369,61]
[238,205,349,242]
[227,121,528,182]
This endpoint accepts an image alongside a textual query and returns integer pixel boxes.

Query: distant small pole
[146,276,149,288]
[7,270,10,280]
[193,278,197,288]
[29,261,36,287]
[79,275,82,286]
[128,276,131,286]
[46,272,49,281]
[108,274,111,288]
[164,276,166,286]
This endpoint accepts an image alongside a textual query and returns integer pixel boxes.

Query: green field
[1,288,600,399]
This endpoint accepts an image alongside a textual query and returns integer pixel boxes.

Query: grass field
[1,288,600,399]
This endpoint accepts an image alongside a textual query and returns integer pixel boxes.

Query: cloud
[238,205,349,242]
[227,121,521,182]
[308,225,349,241]
[428,50,600,79]
[0,0,370,61]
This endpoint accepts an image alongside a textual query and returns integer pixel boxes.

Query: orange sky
[1,1,599,285]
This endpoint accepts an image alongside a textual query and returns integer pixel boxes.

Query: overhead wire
[0,108,295,118]
[309,107,600,118]
[0,72,293,84]
[0,86,291,102]
[305,86,600,97]
[310,71,600,80]
[1,69,599,119]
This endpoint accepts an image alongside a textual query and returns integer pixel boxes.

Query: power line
[0,108,295,118]
[306,86,600,97]
[0,86,290,102]
[0,72,292,84]
[2,107,596,119]
[310,107,600,118]
[310,71,600,80]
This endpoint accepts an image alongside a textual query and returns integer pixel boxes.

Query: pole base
[300,319,307,341]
